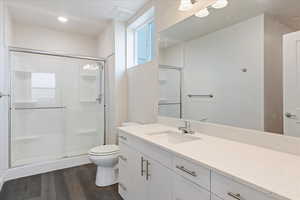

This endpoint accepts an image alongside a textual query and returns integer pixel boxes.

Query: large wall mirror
[158,0,300,137]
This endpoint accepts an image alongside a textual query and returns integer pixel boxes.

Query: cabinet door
[118,142,133,200]
[173,174,210,200]
[119,142,147,200]
[147,157,173,200]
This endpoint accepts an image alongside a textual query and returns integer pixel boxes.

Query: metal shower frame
[7,46,108,168]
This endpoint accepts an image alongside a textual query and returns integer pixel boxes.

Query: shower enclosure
[158,65,182,118]
[8,47,106,167]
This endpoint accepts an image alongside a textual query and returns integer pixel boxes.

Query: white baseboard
[5,155,91,181]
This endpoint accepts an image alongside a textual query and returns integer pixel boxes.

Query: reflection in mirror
[159,66,182,118]
[159,0,300,137]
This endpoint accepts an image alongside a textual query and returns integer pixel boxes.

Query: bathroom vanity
[117,124,300,200]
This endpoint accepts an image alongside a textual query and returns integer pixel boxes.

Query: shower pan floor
[0,164,123,200]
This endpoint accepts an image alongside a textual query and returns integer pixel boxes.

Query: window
[31,73,56,101]
[135,20,155,65]
[127,7,155,68]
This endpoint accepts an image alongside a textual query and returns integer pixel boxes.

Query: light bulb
[178,0,193,11]
[195,8,210,18]
[58,16,68,23]
[212,0,228,9]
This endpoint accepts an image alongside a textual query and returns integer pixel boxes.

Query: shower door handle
[97,62,104,104]
[285,112,297,119]
[96,94,102,104]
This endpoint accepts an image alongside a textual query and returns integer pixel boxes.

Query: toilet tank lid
[89,145,120,155]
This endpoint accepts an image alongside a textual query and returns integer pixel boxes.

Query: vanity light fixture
[195,8,210,18]
[211,0,229,9]
[178,0,193,11]
[178,0,229,18]
[58,16,68,23]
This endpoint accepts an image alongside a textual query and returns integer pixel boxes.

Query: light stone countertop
[118,124,300,200]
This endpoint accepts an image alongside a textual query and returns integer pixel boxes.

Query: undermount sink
[147,131,201,144]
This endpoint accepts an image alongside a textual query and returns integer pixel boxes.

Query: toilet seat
[89,145,120,156]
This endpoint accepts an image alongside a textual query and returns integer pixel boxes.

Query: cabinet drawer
[119,142,131,166]
[173,174,210,200]
[211,172,274,200]
[118,131,130,145]
[173,157,210,190]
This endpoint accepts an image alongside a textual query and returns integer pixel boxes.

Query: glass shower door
[159,66,182,118]
[10,51,105,167]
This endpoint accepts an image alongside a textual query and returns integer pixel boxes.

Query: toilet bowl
[89,122,140,187]
[88,145,120,187]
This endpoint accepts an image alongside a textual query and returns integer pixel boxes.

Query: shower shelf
[80,73,97,78]
[76,129,97,136]
[14,69,33,73]
[14,135,42,142]
[14,100,37,104]
[80,100,97,103]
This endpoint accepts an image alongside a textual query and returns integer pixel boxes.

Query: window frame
[133,17,155,66]
[127,6,155,68]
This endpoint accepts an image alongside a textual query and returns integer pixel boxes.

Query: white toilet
[88,145,120,187]
[89,122,140,187]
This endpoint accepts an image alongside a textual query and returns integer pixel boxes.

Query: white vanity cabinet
[118,141,145,200]
[118,129,282,200]
[119,140,173,200]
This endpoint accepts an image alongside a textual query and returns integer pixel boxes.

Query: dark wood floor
[0,165,123,200]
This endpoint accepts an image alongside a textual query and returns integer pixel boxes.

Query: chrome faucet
[178,120,195,135]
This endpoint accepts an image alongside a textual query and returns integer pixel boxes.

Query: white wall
[114,21,128,137]
[11,22,98,56]
[160,43,184,67]
[128,61,159,123]
[182,15,265,130]
[97,20,128,144]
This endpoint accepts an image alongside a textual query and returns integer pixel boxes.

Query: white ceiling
[7,0,149,37]
[160,0,300,46]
